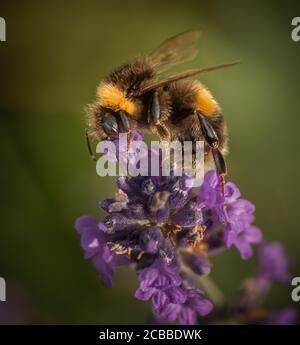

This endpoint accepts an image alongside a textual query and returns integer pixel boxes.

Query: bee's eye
[102,113,119,136]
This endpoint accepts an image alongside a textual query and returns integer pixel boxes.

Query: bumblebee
[86,30,239,183]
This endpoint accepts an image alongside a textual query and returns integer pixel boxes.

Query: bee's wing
[149,30,201,73]
[139,61,240,95]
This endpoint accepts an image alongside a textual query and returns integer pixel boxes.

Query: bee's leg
[85,128,97,161]
[150,91,160,125]
[196,111,226,194]
[118,111,133,146]
[119,111,130,132]
[196,111,219,148]
[212,148,227,195]
[151,121,172,141]
[103,113,119,137]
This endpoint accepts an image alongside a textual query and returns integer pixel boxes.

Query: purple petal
[75,215,98,235]
[224,182,241,203]
[226,225,262,259]
[177,307,197,325]
[138,268,159,289]
[165,287,186,304]
[258,242,291,282]
[75,216,106,258]
[265,308,298,325]
[152,290,169,313]
[91,252,114,287]
[135,287,156,301]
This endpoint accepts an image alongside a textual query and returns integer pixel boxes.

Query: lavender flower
[156,288,213,325]
[258,242,291,283]
[198,171,262,259]
[135,259,185,315]
[237,241,291,307]
[76,131,296,325]
[232,241,297,325]
[265,308,298,325]
[75,216,128,287]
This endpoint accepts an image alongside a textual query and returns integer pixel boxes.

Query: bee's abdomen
[168,79,220,118]
[165,80,227,153]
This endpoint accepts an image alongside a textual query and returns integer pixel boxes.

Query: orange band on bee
[194,82,219,117]
[97,82,138,116]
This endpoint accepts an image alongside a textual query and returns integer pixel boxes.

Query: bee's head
[86,103,121,141]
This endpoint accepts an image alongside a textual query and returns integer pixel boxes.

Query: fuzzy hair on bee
[86,57,156,140]
[86,30,239,182]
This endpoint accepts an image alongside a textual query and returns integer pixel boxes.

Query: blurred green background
[0,0,299,324]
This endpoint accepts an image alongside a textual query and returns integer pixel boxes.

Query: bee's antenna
[85,129,97,162]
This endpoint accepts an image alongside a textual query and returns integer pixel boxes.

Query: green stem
[197,275,226,309]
